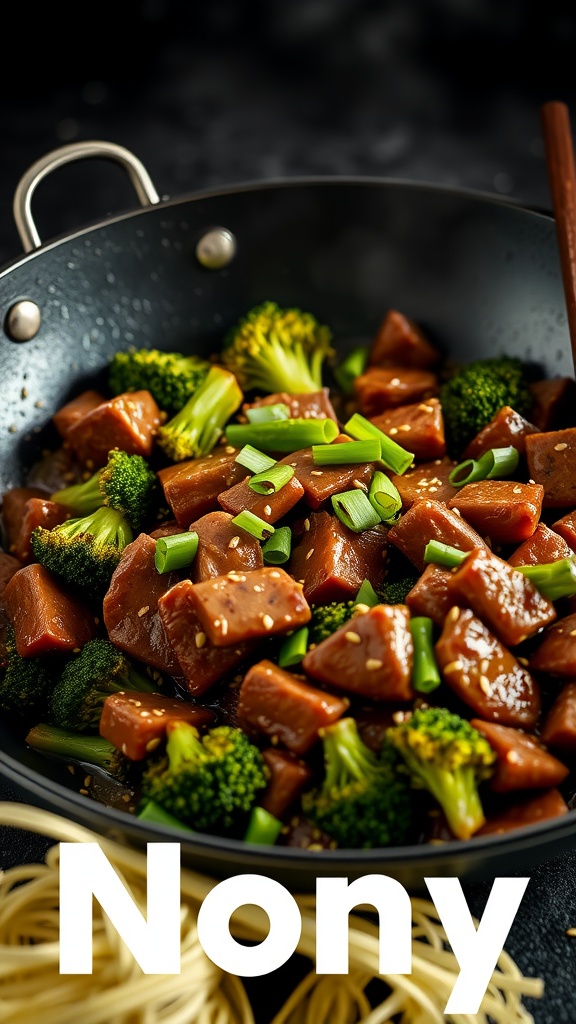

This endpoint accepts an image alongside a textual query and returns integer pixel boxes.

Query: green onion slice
[262,526,292,564]
[246,403,291,424]
[243,806,283,845]
[344,413,414,475]
[368,471,402,522]
[518,558,576,601]
[137,801,193,831]
[155,531,199,573]
[331,489,381,533]
[312,439,381,465]
[235,445,276,474]
[410,616,442,693]
[449,446,520,487]
[249,464,295,495]
[333,346,369,395]
[354,578,380,608]
[278,626,309,668]
[423,540,469,569]
[232,510,275,541]
[226,418,339,453]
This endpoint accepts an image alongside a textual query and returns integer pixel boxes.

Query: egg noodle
[0,803,542,1024]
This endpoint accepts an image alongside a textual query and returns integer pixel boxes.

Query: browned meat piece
[552,509,576,551]
[277,438,375,510]
[242,388,338,423]
[53,390,106,441]
[388,498,488,572]
[475,788,568,836]
[390,457,458,510]
[0,552,21,596]
[529,378,576,431]
[435,607,540,728]
[525,428,576,508]
[370,398,445,460]
[354,706,399,753]
[1,487,46,550]
[14,498,71,564]
[447,547,556,647]
[188,511,263,582]
[158,579,254,695]
[3,564,96,657]
[158,449,249,527]
[405,564,454,627]
[542,682,576,755]
[148,521,184,540]
[368,310,440,368]
[187,566,310,647]
[470,719,568,793]
[103,533,181,674]
[238,659,348,754]
[289,511,388,603]
[303,604,414,701]
[66,390,161,467]
[508,523,574,567]
[530,612,576,677]
[462,406,539,461]
[218,475,304,525]
[279,816,336,850]
[448,481,544,545]
[100,691,214,760]
[354,366,438,416]
[261,748,313,819]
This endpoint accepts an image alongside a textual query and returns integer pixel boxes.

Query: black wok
[0,140,574,890]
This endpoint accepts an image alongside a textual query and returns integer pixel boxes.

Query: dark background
[2,2,576,1021]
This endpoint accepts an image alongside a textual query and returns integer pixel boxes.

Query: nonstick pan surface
[0,143,574,888]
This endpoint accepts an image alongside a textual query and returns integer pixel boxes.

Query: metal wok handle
[13,140,161,253]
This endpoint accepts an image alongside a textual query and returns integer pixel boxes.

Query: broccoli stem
[26,724,121,771]
[322,718,378,790]
[517,558,576,601]
[424,540,469,569]
[51,471,103,516]
[165,721,204,770]
[137,800,193,831]
[401,751,485,840]
[409,617,441,693]
[158,366,243,461]
[243,806,283,845]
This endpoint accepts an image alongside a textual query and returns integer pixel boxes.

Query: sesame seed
[528,479,536,484]
[506,750,520,763]
[566,928,576,937]
[429,486,438,493]
[352,479,367,489]
[228,535,240,549]
[306,548,315,560]
[304,518,311,531]
[554,442,568,451]
[220,617,229,636]
[366,658,383,670]
[84,776,92,788]
[122,743,128,754]
[195,631,207,648]
[447,606,461,624]
[513,485,522,494]
[264,505,272,517]
[310,470,323,476]
[570,629,576,637]
[146,738,161,753]
[298,579,305,584]
[443,660,463,673]
[352,603,370,616]
[344,631,362,644]
[480,659,490,674]
[138,605,150,617]
[262,614,274,630]
[392,710,408,724]
[140,711,150,718]
[389,427,399,435]
[253,584,264,592]
[399,424,411,432]
[419,404,434,413]
[479,675,491,695]
[269,571,281,578]
[518,656,529,666]
[79,788,89,796]
[390,377,400,386]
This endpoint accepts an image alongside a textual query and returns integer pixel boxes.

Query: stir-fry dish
[2,303,576,850]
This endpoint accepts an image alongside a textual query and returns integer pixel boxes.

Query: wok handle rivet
[196,227,237,269]
[5,299,41,342]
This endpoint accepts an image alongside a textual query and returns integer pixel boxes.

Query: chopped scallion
[312,439,381,465]
[232,510,275,541]
[155,531,199,573]
[249,464,295,495]
[354,578,380,608]
[262,526,292,564]
[449,446,520,488]
[243,806,283,845]
[410,617,441,693]
[137,801,193,831]
[278,626,309,667]
[226,418,339,452]
[344,413,414,475]
[518,558,576,601]
[368,471,402,522]
[333,346,369,395]
[331,489,381,533]
[423,540,469,569]
[235,445,276,474]
[246,403,291,424]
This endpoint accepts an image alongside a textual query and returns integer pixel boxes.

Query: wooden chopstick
[541,101,576,372]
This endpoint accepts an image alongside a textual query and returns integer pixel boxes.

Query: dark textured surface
[1,2,576,1019]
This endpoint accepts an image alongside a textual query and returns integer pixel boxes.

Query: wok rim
[1,171,573,874]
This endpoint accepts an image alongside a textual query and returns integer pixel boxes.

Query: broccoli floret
[386,707,496,840]
[302,718,412,849]
[221,301,333,394]
[141,722,268,833]
[309,601,356,646]
[52,450,158,529]
[109,348,210,413]
[440,356,532,454]
[157,366,243,462]
[51,638,155,733]
[31,506,133,593]
[378,577,419,605]
[25,723,131,783]
[0,625,53,717]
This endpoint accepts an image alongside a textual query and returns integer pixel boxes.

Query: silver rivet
[195,227,237,270]
[5,299,42,342]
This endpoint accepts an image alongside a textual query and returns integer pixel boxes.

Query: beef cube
[354,366,438,416]
[100,691,214,760]
[218,475,304,524]
[370,398,446,460]
[3,564,96,657]
[15,498,70,564]
[158,449,249,527]
[2,487,47,550]
[261,748,313,819]
[278,438,375,510]
[448,481,544,544]
[189,511,263,582]
[66,390,161,467]
[529,612,576,677]
[470,719,568,793]
[289,511,388,603]
[369,310,440,368]
[53,390,106,441]
[463,406,539,460]
[405,564,454,627]
[243,388,338,423]
[552,509,576,550]
[475,789,568,836]
[390,457,458,510]
[387,498,488,572]
[526,428,576,508]
[542,682,576,755]
[508,523,574,567]
[0,552,21,596]
[529,378,576,431]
